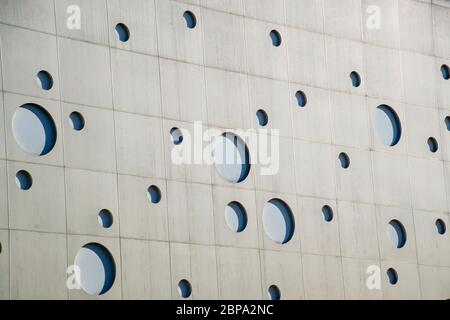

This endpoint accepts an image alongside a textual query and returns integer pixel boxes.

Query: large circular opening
[373,105,402,147]
[262,199,295,244]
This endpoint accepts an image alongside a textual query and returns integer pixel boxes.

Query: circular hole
[256,109,268,127]
[386,268,398,285]
[170,127,183,145]
[295,90,307,107]
[225,201,248,233]
[0,242,2,254]
[387,219,407,249]
[262,199,295,244]
[268,285,281,300]
[427,137,438,153]
[36,70,53,90]
[445,117,450,131]
[115,23,130,42]
[12,103,57,156]
[373,105,402,147]
[436,219,446,235]
[338,152,350,169]
[74,243,116,295]
[350,71,361,88]
[147,185,161,204]
[69,111,85,131]
[178,279,192,298]
[213,132,251,183]
[441,64,450,80]
[269,30,282,47]
[98,209,113,229]
[321,205,333,222]
[15,170,32,190]
[183,11,197,29]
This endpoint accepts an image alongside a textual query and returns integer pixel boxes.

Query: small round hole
[256,109,268,127]
[441,64,450,80]
[427,137,438,153]
[386,268,398,285]
[338,152,350,169]
[115,23,130,42]
[147,185,161,204]
[69,112,85,131]
[36,70,53,90]
[98,209,113,229]
[269,30,282,47]
[295,90,307,107]
[170,127,183,145]
[445,117,450,131]
[350,71,361,88]
[225,201,248,233]
[15,170,32,190]
[183,11,197,29]
[0,242,2,254]
[321,205,333,222]
[178,279,192,298]
[436,219,446,235]
[268,285,281,300]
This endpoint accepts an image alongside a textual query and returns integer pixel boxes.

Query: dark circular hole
[386,268,398,285]
[115,23,130,42]
[436,219,446,235]
[350,71,361,87]
[427,137,438,153]
[69,111,85,131]
[170,127,183,145]
[178,279,192,298]
[295,90,307,107]
[98,209,113,229]
[445,117,450,131]
[338,152,350,169]
[322,205,333,222]
[36,70,53,90]
[15,170,32,190]
[269,30,282,47]
[147,185,161,204]
[268,285,281,300]
[256,109,268,127]
[441,64,450,80]
[183,11,197,29]
[388,219,407,249]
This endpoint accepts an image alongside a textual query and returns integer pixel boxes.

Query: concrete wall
[0,0,450,300]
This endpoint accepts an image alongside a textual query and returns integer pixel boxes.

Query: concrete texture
[0,0,450,300]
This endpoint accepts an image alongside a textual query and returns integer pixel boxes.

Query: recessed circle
[322,205,334,222]
[373,105,402,147]
[269,30,282,47]
[445,117,450,131]
[436,219,446,235]
[213,132,251,183]
[147,185,161,204]
[350,71,361,88]
[36,70,53,90]
[69,111,85,131]
[387,219,407,249]
[225,201,248,233]
[262,199,295,244]
[170,127,183,145]
[178,279,192,298]
[386,268,398,285]
[74,243,116,295]
[15,170,32,190]
[427,137,438,153]
[441,64,450,80]
[295,90,307,107]
[12,103,57,156]
[98,209,113,229]
[256,109,268,127]
[338,152,350,169]
[183,11,197,29]
[115,23,130,42]
[268,285,281,300]
[0,242,2,254]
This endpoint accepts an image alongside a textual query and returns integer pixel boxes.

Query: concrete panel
[160,58,208,123]
[10,230,67,299]
[200,0,243,15]
[8,161,66,233]
[0,229,9,299]
[381,261,421,300]
[433,4,450,59]
[419,265,450,299]
[217,246,262,299]
[121,239,171,299]
[243,0,285,25]
[166,180,215,244]
[324,0,362,41]
[342,258,383,299]
[338,201,379,260]
[111,48,161,117]
[399,0,433,54]
[107,0,158,55]
[260,250,304,300]
[62,103,116,172]
[55,0,108,45]
[0,0,55,33]
[0,25,60,99]
[285,0,324,33]
[115,112,165,178]
[66,168,118,237]
[0,92,4,160]
[155,0,204,65]
[297,197,341,256]
[0,160,7,229]
[4,93,63,166]
[203,9,247,73]
[58,37,112,109]
[118,174,168,241]
[68,234,122,299]
[302,254,344,300]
